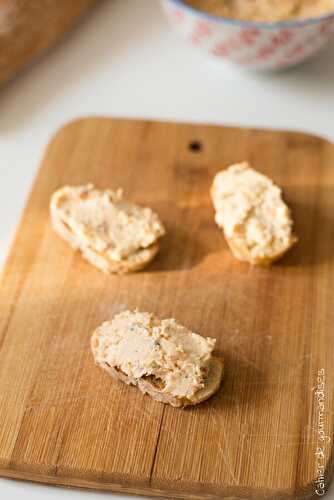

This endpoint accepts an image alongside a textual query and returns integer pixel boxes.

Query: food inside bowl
[184,0,334,21]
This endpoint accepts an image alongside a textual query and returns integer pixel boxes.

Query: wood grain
[0,0,100,84]
[0,118,333,499]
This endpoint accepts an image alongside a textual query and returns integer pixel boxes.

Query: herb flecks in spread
[93,310,216,399]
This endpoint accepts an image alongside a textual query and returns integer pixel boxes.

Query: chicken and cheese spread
[211,163,296,264]
[50,184,165,275]
[51,184,165,262]
[92,310,216,399]
[185,0,334,21]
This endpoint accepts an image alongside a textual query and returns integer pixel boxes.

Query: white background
[0,0,333,498]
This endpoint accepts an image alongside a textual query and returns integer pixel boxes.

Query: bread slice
[50,184,165,274]
[91,311,223,408]
[211,162,297,265]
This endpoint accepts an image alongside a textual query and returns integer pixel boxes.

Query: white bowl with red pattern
[161,0,334,70]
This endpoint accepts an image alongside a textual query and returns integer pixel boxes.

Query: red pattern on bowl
[161,0,334,70]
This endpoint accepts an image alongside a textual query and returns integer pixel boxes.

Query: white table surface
[0,0,333,498]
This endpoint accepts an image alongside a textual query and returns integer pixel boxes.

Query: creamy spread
[185,0,334,21]
[212,163,294,260]
[93,311,216,399]
[53,185,165,262]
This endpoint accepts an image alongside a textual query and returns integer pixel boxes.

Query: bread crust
[93,354,223,408]
[224,232,297,266]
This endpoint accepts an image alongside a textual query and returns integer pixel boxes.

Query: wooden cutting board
[0,118,333,499]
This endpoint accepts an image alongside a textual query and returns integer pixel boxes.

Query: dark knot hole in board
[188,140,203,153]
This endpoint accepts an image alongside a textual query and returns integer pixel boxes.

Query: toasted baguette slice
[50,184,165,274]
[91,311,223,408]
[211,162,297,265]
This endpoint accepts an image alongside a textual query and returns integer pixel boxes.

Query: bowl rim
[164,0,334,29]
